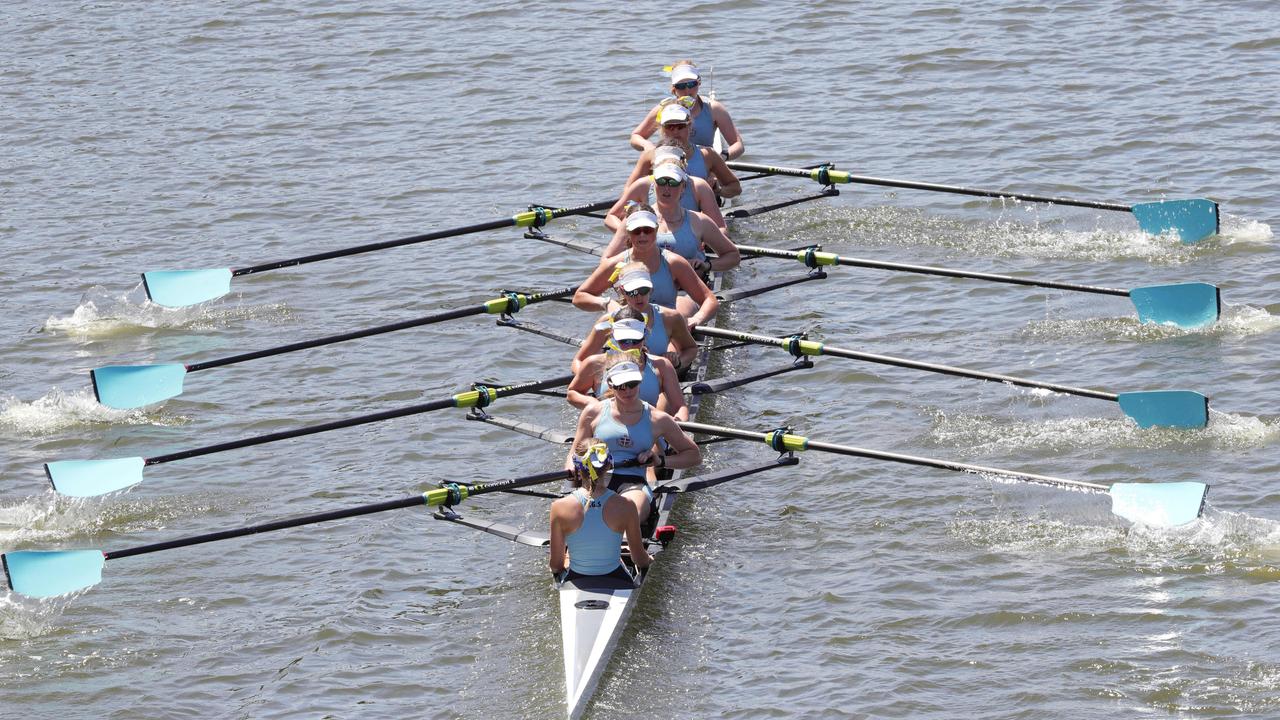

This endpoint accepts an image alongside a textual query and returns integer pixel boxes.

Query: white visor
[616,268,654,292]
[611,318,647,343]
[657,103,692,125]
[606,361,645,387]
[624,210,659,231]
[653,145,686,165]
[670,64,700,84]
[653,163,687,185]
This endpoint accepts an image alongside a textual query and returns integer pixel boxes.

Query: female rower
[566,309,688,422]
[572,203,719,327]
[606,144,724,226]
[629,61,744,160]
[567,354,701,524]
[624,102,741,199]
[549,439,652,584]
[601,163,739,272]
[570,261,697,374]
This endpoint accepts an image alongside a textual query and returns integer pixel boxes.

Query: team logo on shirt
[617,434,633,448]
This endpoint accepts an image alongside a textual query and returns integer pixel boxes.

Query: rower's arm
[704,151,741,198]
[571,322,609,375]
[694,213,739,271]
[572,258,621,313]
[605,179,648,234]
[670,256,719,328]
[629,106,661,153]
[566,361,601,411]
[566,404,599,470]
[548,501,569,574]
[653,412,701,470]
[617,500,652,569]
[622,152,652,192]
[664,310,699,372]
[654,358,688,421]
[692,178,726,230]
[709,100,744,159]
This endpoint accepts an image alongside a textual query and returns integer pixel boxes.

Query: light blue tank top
[598,354,661,406]
[656,210,704,263]
[609,305,670,360]
[625,249,677,309]
[690,96,716,147]
[595,399,654,479]
[565,488,623,575]
[685,145,709,182]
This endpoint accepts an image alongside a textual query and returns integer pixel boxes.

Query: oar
[728,161,1219,243]
[736,243,1220,329]
[678,421,1208,528]
[693,326,1208,429]
[91,287,575,408]
[48,375,572,497]
[141,200,614,307]
[3,469,571,599]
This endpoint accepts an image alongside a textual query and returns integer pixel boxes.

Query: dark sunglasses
[622,285,652,297]
[662,122,689,131]
[654,176,684,187]
[673,80,699,90]
[611,380,641,391]
[616,337,645,346]
[630,226,656,235]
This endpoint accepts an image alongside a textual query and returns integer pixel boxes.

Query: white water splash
[1019,302,1278,342]
[42,283,293,338]
[0,387,189,436]
[924,407,1279,454]
[1219,214,1273,246]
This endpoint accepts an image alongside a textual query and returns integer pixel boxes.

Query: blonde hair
[572,437,612,491]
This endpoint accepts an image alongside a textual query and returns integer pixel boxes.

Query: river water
[2,2,1278,718]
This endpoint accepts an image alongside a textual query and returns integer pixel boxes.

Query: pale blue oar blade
[91,363,188,409]
[1128,282,1220,329]
[1129,199,1219,243]
[46,457,147,497]
[3,550,105,598]
[1115,391,1209,429]
[142,268,233,308]
[1108,481,1207,528]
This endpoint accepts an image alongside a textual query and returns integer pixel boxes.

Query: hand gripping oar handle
[187,287,577,372]
[676,421,1109,494]
[692,326,1117,401]
[231,201,616,277]
[146,375,574,465]
[734,244,1129,297]
[727,162,1134,212]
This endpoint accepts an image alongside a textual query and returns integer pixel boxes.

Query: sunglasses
[630,226,656,235]
[655,176,683,187]
[662,122,690,131]
[611,380,641,391]
[615,337,645,347]
[622,285,652,297]
[673,80,699,90]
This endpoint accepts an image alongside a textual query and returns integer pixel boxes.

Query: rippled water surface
[2,2,1279,718]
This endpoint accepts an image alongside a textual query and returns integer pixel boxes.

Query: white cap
[653,145,686,165]
[624,210,659,231]
[670,64,700,84]
[611,318,647,343]
[653,163,687,185]
[657,103,692,125]
[605,360,645,387]
[616,267,654,292]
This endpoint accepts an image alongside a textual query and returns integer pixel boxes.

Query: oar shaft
[106,469,572,560]
[726,162,1132,212]
[231,200,615,276]
[187,287,575,373]
[677,421,1110,493]
[146,375,573,465]
[692,326,1117,401]
[735,244,1130,297]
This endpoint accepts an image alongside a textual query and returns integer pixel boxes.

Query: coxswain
[629,60,745,160]
[550,439,652,584]
[572,203,719,327]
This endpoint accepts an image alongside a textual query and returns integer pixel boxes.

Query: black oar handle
[187,287,577,373]
[693,326,1117,402]
[726,162,1132,212]
[677,421,1109,493]
[146,375,573,465]
[106,469,573,561]
[735,244,1130,297]
[231,199,616,276]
